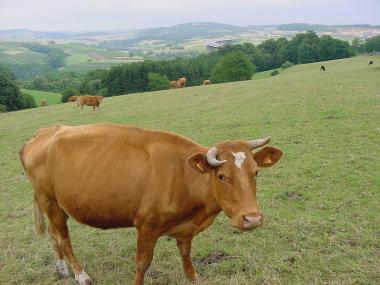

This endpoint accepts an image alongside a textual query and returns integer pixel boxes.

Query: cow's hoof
[75,270,92,285]
[57,271,70,279]
[55,260,70,279]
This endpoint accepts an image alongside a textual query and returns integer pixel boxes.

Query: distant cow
[177,77,187,88]
[169,80,178,89]
[40,99,48,107]
[68,96,78,102]
[77,95,103,114]
[368,60,374,65]
[320,66,326,71]
[203,80,211,85]
[20,124,283,285]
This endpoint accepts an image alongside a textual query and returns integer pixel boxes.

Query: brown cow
[203,80,211,85]
[67,96,78,102]
[40,99,48,107]
[77,95,103,114]
[20,124,283,285]
[177,77,187,88]
[169,80,178,89]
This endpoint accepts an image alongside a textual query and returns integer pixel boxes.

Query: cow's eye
[218,174,226,181]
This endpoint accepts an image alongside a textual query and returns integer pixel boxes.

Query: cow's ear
[253,147,283,168]
[186,152,213,173]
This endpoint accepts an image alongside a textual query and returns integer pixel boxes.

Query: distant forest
[77,31,357,96]
[8,32,380,100]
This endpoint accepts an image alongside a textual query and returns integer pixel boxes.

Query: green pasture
[21,89,62,106]
[0,55,379,284]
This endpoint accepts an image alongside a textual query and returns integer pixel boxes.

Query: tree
[147,73,169,91]
[31,77,49,90]
[298,43,318,63]
[364,35,380,52]
[352,38,364,54]
[210,51,255,84]
[0,66,25,111]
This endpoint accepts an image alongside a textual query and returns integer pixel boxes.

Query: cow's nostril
[243,214,262,227]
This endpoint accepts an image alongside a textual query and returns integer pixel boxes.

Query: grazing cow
[169,80,178,89]
[368,60,374,65]
[320,65,326,71]
[67,96,78,102]
[203,80,211,85]
[77,95,103,114]
[177,77,187,88]
[40,99,48,107]
[20,124,283,285]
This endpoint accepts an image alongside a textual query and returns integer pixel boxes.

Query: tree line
[77,31,355,97]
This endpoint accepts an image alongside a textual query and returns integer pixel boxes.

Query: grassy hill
[21,89,62,106]
[0,56,379,284]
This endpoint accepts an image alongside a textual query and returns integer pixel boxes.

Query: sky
[0,0,379,31]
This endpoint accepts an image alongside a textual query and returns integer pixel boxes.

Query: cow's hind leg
[48,224,70,278]
[39,196,93,285]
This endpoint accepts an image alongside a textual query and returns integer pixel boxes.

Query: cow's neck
[184,167,221,216]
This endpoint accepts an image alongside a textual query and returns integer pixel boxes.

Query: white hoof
[75,270,92,285]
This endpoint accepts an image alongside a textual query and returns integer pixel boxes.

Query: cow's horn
[249,136,271,149]
[206,147,226,166]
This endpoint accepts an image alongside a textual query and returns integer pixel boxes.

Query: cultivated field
[0,41,143,74]
[0,56,379,284]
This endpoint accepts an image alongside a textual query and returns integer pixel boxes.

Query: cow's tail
[33,196,46,235]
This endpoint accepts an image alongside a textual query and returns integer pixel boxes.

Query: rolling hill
[0,56,379,284]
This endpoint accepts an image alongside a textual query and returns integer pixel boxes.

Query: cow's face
[187,140,282,231]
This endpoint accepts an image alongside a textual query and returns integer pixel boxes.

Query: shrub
[0,104,7,113]
[21,92,36,109]
[270,69,279,76]
[147,73,169,91]
[211,51,256,84]
[281,61,294,69]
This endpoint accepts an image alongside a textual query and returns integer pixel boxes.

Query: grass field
[0,56,379,285]
[21,89,62,106]
[252,69,279,80]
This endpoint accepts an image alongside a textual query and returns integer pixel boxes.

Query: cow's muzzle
[231,212,264,231]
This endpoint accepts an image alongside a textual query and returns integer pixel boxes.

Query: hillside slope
[0,56,379,284]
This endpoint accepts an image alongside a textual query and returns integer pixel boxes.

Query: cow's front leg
[134,228,159,285]
[177,239,197,282]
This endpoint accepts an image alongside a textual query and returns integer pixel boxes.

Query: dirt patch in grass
[285,192,303,200]
[196,250,228,266]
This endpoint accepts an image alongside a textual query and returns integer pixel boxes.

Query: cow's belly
[56,186,139,229]
[53,166,149,229]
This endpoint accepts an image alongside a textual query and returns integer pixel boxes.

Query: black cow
[320,65,326,71]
